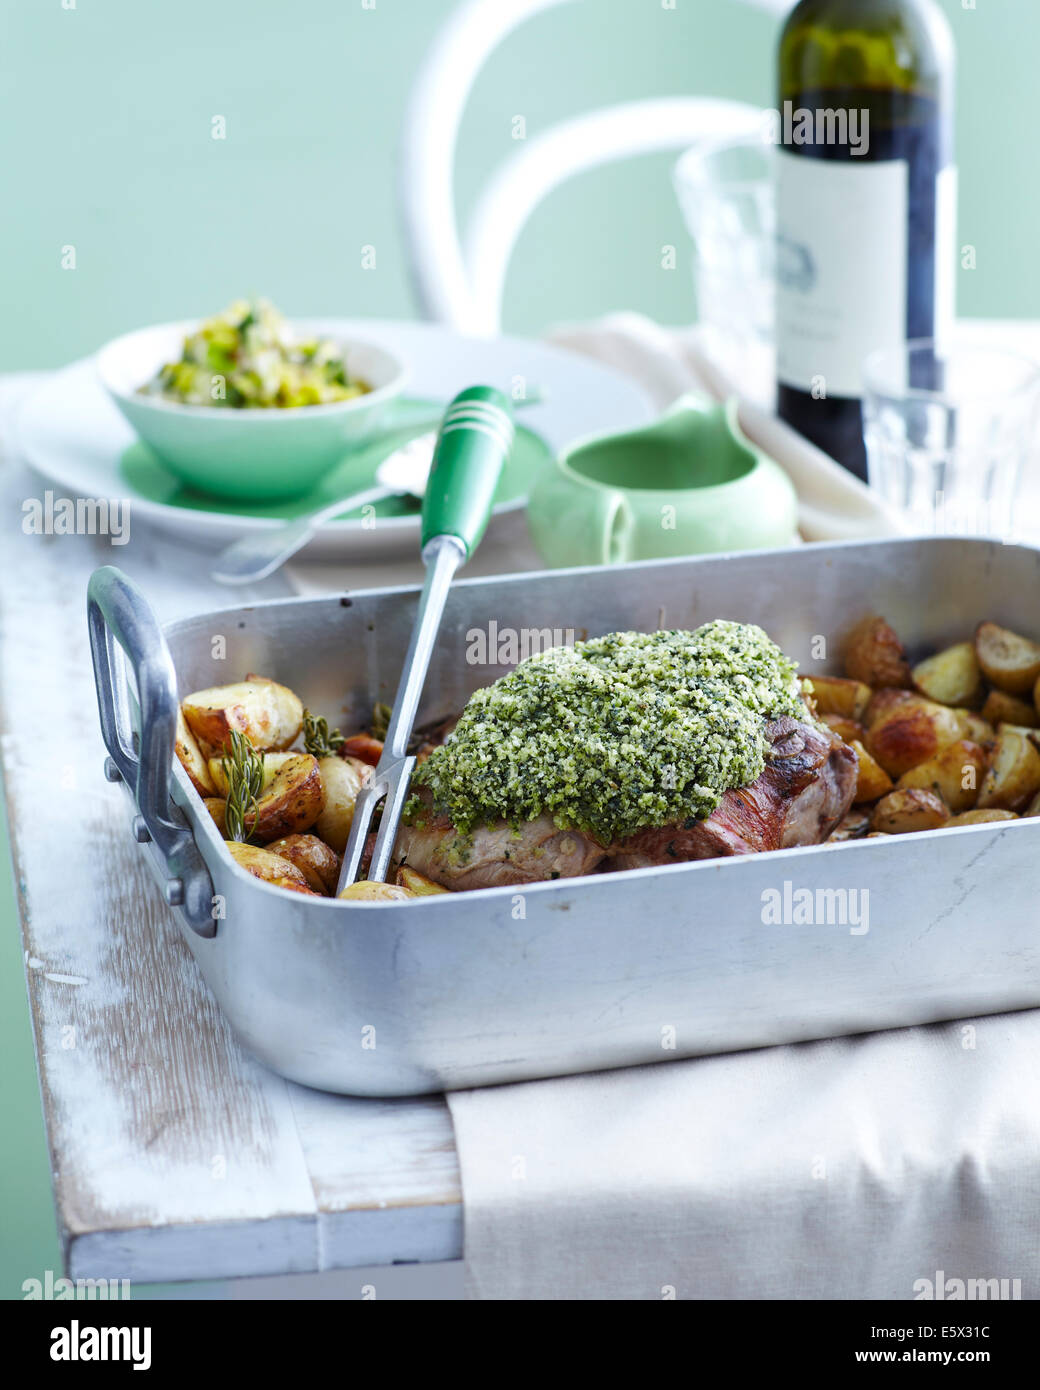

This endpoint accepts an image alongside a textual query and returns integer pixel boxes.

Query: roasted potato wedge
[266,833,341,894]
[338,880,414,903]
[981,689,1037,729]
[870,789,949,835]
[182,676,303,755]
[802,675,872,721]
[952,710,996,745]
[863,688,915,729]
[911,642,983,708]
[975,622,1040,696]
[996,723,1040,742]
[314,755,371,854]
[895,740,987,815]
[203,797,227,835]
[864,696,963,778]
[843,615,912,689]
[206,750,298,798]
[976,727,1040,812]
[243,754,323,842]
[849,740,893,803]
[225,841,320,894]
[819,712,866,745]
[1025,791,1040,818]
[946,809,1019,827]
[396,865,451,896]
[175,707,216,796]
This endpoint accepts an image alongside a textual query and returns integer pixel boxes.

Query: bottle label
[776,150,909,399]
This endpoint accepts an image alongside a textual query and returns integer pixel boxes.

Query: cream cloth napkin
[286,314,906,595]
[447,1012,1040,1301]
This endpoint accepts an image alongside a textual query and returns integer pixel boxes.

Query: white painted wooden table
[0,378,462,1284]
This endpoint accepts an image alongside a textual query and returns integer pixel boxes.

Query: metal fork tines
[336,533,466,892]
[339,752,417,887]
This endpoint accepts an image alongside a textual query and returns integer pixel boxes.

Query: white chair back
[399,0,788,334]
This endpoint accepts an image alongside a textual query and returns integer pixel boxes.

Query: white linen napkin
[447,1011,1040,1301]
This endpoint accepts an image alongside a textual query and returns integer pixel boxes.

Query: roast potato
[175,707,216,796]
[895,740,987,814]
[981,689,1037,729]
[266,833,341,894]
[946,809,1019,827]
[953,710,996,745]
[225,841,320,895]
[864,696,963,778]
[975,622,1040,695]
[911,642,983,708]
[803,675,872,721]
[203,797,227,835]
[1025,791,1040,818]
[819,712,866,745]
[870,789,949,835]
[338,880,414,903]
[243,754,324,842]
[314,755,371,853]
[843,615,912,689]
[848,740,893,803]
[864,688,915,729]
[182,676,303,755]
[396,865,451,896]
[206,752,322,841]
[976,727,1040,812]
[207,750,297,798]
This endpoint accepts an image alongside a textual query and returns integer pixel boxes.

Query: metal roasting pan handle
[87,565,216,938]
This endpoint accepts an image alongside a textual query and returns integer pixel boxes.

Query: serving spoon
[336,385,513,893]
[210,388,542,585]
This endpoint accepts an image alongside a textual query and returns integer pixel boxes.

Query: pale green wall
[1,0,1035,1294]
[1,0,1033,372]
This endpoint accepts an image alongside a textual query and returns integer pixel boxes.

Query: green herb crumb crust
[408,622,802,842]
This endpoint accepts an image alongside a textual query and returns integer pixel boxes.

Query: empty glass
[673,136,776,406]
[862,341,1040,540]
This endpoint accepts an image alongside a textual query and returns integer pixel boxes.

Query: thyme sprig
[302,708,344,758]
[221,729,265,842]
[370,702,393,741]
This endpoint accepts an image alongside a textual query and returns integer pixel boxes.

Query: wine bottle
[775,0,955,480]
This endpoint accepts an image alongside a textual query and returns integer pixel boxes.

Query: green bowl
[97,319,409,502]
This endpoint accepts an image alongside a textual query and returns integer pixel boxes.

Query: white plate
[13,319,654,558]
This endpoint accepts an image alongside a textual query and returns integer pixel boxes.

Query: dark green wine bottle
[775,0,955,480]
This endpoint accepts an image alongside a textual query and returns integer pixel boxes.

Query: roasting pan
[88,538,1040,1096]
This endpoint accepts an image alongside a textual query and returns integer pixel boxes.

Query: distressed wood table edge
[0,391,463,1283]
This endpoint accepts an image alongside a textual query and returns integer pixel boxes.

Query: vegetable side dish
[171,616,1040,902]
[140,299,370,408]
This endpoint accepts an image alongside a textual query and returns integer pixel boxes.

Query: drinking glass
[862,342,1040,540]
[673,136,776,406]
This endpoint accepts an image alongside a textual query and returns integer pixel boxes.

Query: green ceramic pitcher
[527,394,798,567]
